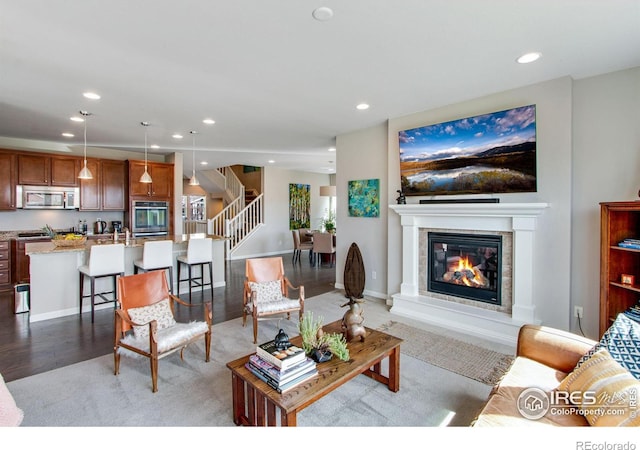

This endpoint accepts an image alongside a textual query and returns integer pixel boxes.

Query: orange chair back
[117,271,171,333]
[245,257,285,283]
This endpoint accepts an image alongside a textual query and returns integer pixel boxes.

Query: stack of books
[618,238,640,250]
[245,340,317,393]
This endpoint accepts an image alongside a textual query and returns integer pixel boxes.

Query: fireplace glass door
[428,232,502,305]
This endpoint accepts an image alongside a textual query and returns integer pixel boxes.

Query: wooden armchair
[114,270,212,393]
[242,257,304,344]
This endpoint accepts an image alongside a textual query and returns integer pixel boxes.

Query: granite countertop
[24,233,225,255]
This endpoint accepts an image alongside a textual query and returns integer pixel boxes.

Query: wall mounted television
[398,104,537,197]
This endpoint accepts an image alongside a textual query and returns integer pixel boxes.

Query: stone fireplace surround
[390,202,548,346]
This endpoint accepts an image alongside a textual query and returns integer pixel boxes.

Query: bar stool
[78,243,125,323]
[133,240,175,294]
[177,237,213,304]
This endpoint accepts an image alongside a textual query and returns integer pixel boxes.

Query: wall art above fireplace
[398,104,537,197]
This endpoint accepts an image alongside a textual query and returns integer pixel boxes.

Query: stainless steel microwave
[16,185,79,210]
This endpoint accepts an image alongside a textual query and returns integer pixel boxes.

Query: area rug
[377,321,514,386]
[6,293,494,427]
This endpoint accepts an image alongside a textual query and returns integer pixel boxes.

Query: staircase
[206,167,264,259]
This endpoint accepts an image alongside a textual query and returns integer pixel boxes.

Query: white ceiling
[1,1,639,179]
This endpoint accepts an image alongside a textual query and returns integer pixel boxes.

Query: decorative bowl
[52,235,87,248]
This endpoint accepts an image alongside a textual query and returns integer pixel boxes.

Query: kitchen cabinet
[102,160,127,210]
[18,153,80,187]
[79,159,101,210]
[0,152,17,210]
[128,160,173,199]
[0,241,11,291]
[79,159,126,211]
[599,201,640,335]
[12,237,50,284]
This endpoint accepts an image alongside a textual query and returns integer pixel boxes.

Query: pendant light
[77,111,93,179]
[189,130,199,186]
[139,121,152,183]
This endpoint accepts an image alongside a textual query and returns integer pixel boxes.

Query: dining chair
[292,229,313,264]
[312,232,336,267]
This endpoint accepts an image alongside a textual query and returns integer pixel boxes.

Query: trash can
[14,283,30,314]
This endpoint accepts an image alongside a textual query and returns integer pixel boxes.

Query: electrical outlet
[372,271,376,280]
[574,306,584,319]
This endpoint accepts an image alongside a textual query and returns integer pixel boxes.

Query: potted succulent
[299,311,349,362]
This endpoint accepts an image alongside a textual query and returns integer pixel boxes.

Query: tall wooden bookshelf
[600,201,640,335]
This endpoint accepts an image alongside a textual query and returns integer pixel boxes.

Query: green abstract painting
[348,179,380,217]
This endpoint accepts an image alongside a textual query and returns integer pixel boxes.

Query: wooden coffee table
[226,320,402,426]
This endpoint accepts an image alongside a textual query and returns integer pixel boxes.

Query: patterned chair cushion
[577,313,640,380]
[127,298,177,339]
[248,280,283,302]
[247,280,300,314]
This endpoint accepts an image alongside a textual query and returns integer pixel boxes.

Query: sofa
[473,315,640,427]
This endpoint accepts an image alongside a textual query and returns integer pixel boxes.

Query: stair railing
[225,193,264,257]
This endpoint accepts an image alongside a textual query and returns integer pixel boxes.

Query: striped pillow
[559,348,640,426]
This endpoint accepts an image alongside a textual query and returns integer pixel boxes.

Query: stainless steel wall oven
[132,200,169,237]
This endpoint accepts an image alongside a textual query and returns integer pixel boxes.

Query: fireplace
[428,232,502,305]
[389,202,548,346]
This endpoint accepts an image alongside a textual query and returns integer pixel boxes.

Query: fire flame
[450,256,486,287]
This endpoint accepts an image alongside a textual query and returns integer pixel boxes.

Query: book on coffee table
[245,362,318,393]
[249,354,316,384]
[256,340,306,369]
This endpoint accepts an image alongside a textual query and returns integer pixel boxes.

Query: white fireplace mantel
[389,202,548,346]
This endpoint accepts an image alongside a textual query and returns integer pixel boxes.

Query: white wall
[335,124,389,299]
[571,67,640,338]
[336,68,640,339]
[339,77,576,329]
[229,166,332,259]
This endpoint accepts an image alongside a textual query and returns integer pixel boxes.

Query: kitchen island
[25,234,226,322]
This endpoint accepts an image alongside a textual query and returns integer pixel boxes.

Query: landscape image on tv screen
[398,104,537,196]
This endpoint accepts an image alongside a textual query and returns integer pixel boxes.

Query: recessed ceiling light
[83,92,101,100]
[150,144,160,149]
[70,116,84,122]
[62,132,74,138]
[172,134,183,139]
[203,118,215,125]
[517,52,542,64]
[312,6,333,21]
[268,160,275,164]
[356,103,370,110]
[328,147,336,152]
[200,161,208,166]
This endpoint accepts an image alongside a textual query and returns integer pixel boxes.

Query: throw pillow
[577,313,640,380]
[127,298,176,339]
[248,280,283,303]
[559,348,640,426]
